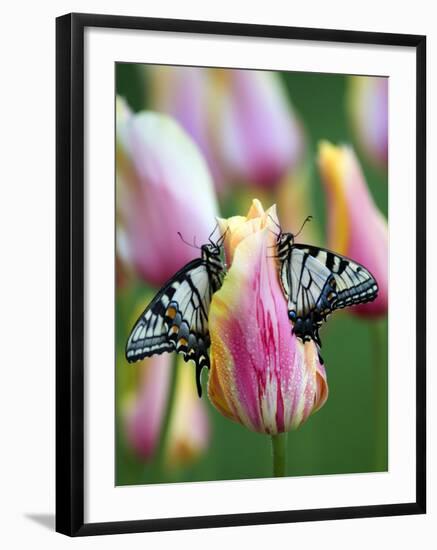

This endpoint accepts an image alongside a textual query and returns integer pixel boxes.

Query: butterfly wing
[295,245,379,309]
[280,247,335,345]
[281,244,378,345]
[125,259,216,396]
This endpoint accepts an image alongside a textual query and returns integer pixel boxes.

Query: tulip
[318,141,388,316]
[123,355,210,466]
[216,70,303,189]
[148,66,226,193]
[123,354,172,460]
[115,97,135,287]
[116,97,219,286]
[147,67,303,192]
[348,76,388,169]
[165,359,210,467]
[207,199,328,435]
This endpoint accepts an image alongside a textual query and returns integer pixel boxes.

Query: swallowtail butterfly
[125,235,226,397]
[276,217,378,349]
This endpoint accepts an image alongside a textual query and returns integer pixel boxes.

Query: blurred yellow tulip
[318,142,388,316]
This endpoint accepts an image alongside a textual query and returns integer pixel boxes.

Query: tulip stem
[271,433,288,477]
[154,356,179,476]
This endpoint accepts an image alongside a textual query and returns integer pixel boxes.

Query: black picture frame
[56,12,426,537]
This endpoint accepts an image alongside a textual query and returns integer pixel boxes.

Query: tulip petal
[116,107,219,286]
[149,66,227,193]
[218,198,271,265]
[217,71,303,188]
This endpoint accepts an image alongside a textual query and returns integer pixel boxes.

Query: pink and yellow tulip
[207,199,328,434]
[318,141,388,316]
[116,97,219,286]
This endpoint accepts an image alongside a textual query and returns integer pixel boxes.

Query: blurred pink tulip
[348,77,388,169]
[116,97,135,288]
[318,142,388,316]
[124,355,210,465]
[207,199,328,434]
[149,66,226,193]
[124,354,171,460]
[216,70,303,189]
[116,98,219,286]
[148,67,303,191]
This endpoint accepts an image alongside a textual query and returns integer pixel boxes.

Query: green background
[116,64,388,485]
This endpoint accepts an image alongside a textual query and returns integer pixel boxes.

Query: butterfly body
[125,241,225,396]
[277,231,378,347]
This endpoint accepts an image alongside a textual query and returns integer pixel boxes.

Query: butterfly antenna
[267,214,282,238]
[208,222,219,243]
[177,231,201,250]
[294,215,313,238]
[216,227,229,246]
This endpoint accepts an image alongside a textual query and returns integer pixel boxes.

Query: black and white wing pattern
[125,244,225,397]
[278,235,378,347]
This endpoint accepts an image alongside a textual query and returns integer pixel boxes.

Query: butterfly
[125,232,226,397]
[275,216,378,350]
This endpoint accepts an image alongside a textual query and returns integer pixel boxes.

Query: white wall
[0,1,433,548]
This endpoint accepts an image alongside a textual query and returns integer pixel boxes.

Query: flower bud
[207,200,328,434]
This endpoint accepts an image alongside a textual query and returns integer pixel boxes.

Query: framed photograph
[56,13,426,536]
